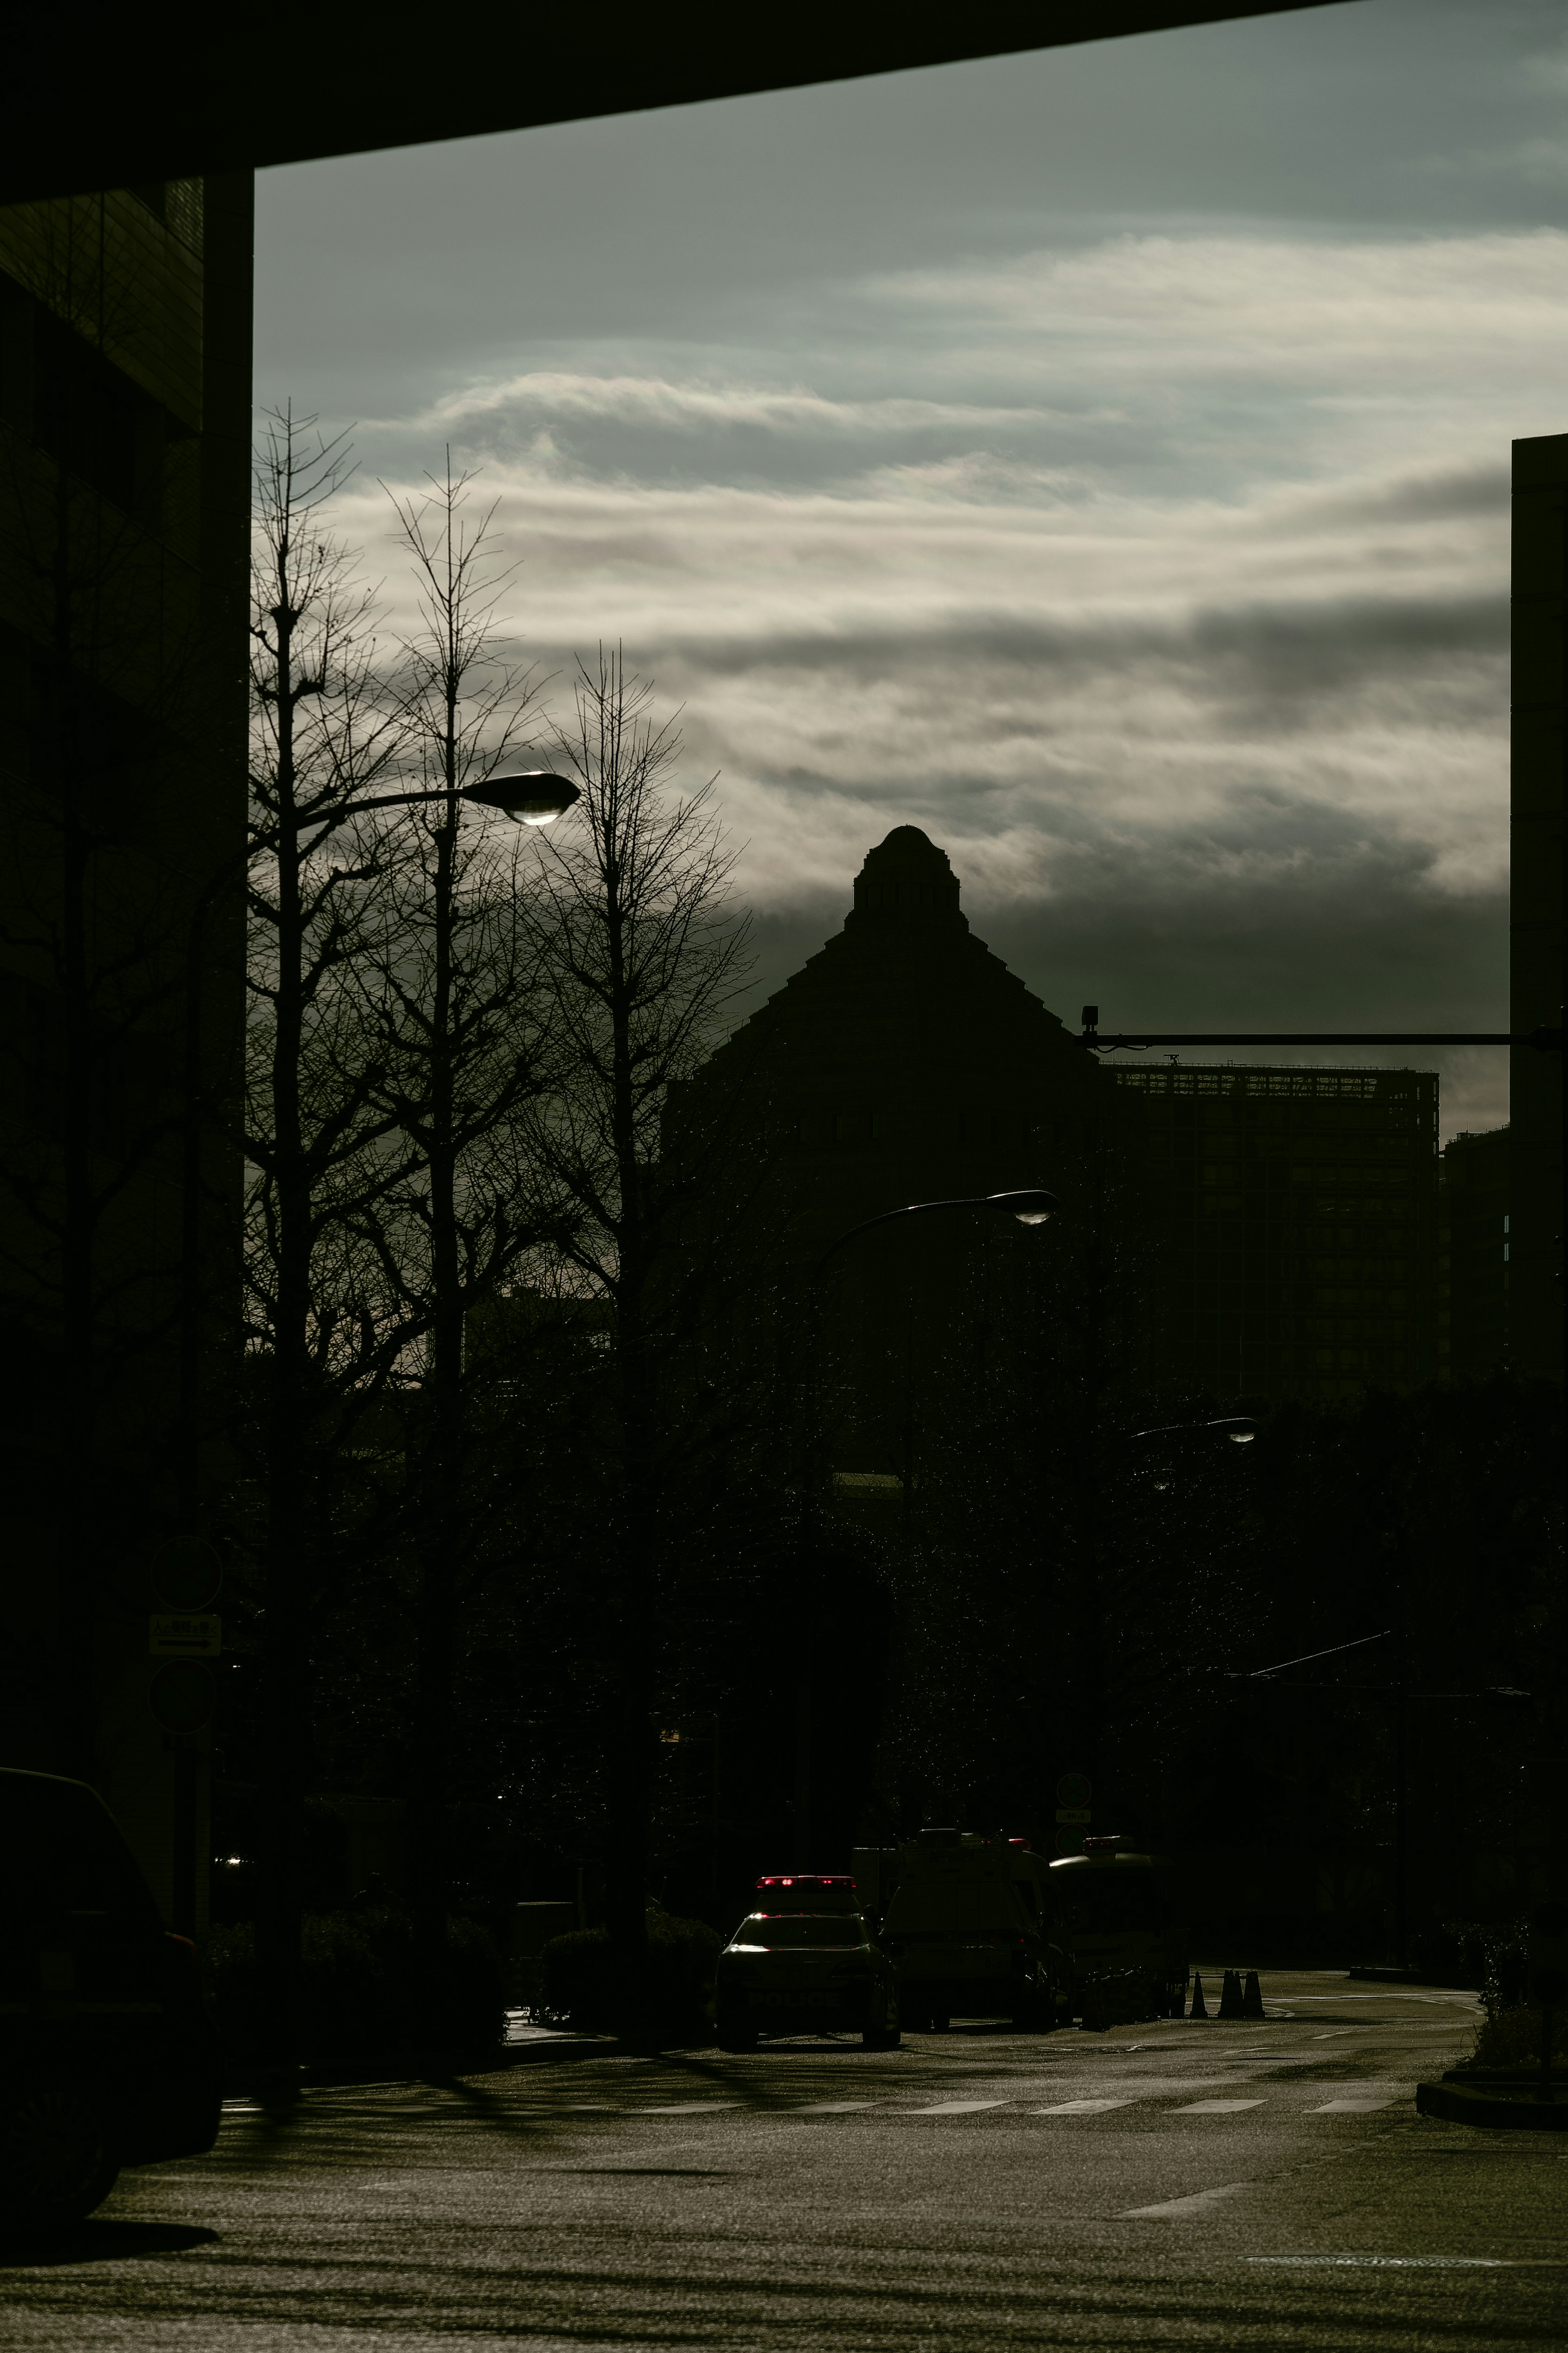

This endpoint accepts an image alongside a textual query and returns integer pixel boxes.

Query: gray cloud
[257,0,1561,1144]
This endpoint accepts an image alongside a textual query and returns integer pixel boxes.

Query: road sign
[150,1661,215,1733]
[149,1614,220,1656]
[150,1534,223,1611]
[1056,1772,1092,1809]
[1056,1807,1091,1824]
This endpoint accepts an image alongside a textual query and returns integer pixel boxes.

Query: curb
[1416,2080,1568,2131]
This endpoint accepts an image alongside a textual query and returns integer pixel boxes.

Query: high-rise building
[1111,1064,1442,1402]
[0,179,252,1930]
[1442,1126,1510,1380]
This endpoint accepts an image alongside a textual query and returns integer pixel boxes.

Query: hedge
[542,1909,720,2039]
[209,1906,504,2075]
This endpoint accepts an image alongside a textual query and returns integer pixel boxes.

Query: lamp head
[461,771,581,825]
[987,1189,1060,1227]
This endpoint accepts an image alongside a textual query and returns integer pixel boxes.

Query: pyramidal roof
[704,827,1089,1092]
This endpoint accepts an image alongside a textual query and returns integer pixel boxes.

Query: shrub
[542,1908,720,2039]
[1468,2006,1568,2071]
[208,1908,504,2075]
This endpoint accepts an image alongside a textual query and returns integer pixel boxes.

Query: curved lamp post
[178,770,581,1511]
[814,1187,1061,1277]
[338,768,582,826]
[1132,1416,1257,1446]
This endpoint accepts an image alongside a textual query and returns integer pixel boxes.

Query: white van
[1049,1840,1187,2022]
[876,1830,1067,2030]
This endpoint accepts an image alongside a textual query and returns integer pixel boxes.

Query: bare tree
[353,461,560,1992]
[525,649,755,2020]
[243,407,409,2077]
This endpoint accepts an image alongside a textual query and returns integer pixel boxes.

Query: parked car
[0,1767,222,2231]
[878,1829,1067,2030]
[1050,1838,1188,2022]
[715,1874,900,2050]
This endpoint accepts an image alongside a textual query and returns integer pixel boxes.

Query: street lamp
[1133,1416,1258,1445]
[178,769,581,1503]
[169,763,581,1935]
[338,770,582,825]
[815,1187,1061,1274]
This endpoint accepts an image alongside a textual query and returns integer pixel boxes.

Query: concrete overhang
[8,3,1352,205]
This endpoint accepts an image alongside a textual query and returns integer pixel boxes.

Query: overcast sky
[256,0,1568,1138]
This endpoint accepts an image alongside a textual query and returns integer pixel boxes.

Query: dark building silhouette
[0,181,251,1927]
[682,825,1112,1474]
[1112,1064,1442,1402]
[1510,435,1565,1385]
[1442,1125,1510,1379]
[691,835,1450,1415]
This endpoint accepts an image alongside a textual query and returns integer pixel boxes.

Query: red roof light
[755,1873,856,1891]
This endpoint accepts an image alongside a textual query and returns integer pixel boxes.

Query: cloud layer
[265,8,1568,1139]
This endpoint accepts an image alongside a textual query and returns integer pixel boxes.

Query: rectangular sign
[1055,1807,1091,1824]
[149,1614,221,1656]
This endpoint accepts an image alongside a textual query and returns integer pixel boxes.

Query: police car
[715,1875,900,2050]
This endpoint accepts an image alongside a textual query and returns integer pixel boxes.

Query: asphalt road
[4,1969,1564,2350]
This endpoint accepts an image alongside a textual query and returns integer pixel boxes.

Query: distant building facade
[1111,1064,1442,1403]
[1441,1126,1510,1380]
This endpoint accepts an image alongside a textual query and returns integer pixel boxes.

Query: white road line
[1034,2098,1137,2114]
[1308,2097,1398,2113]
[795,2101,876,2112]
[910,2099,1010,2115]
[1176,2099,1265,2114]
[1123,2181,1251,2218]
[1247,2257,1511,2269]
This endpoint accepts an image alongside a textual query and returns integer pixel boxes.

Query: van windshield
[1060,1872,1167,1934]
[883,1883,1022,1936]
[729,1916,865,1950]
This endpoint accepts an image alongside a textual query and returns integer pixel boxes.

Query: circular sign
[151,1661,215,1733]
[1056,1771,1092,1809]
[151,1534,223,1611]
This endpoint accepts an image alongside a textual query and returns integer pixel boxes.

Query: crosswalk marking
[1309,2097,1396,2112]
[910,2099,1009,2115]
[1175,2099,1265,2114]
[1124,2181,1251,2218]
[1034,2098,1137,2114]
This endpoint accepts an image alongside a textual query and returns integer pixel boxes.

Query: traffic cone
[1243,1970,1265,2019]
[1218,1969,1245,2018]
[1189,1972,1209,2019]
